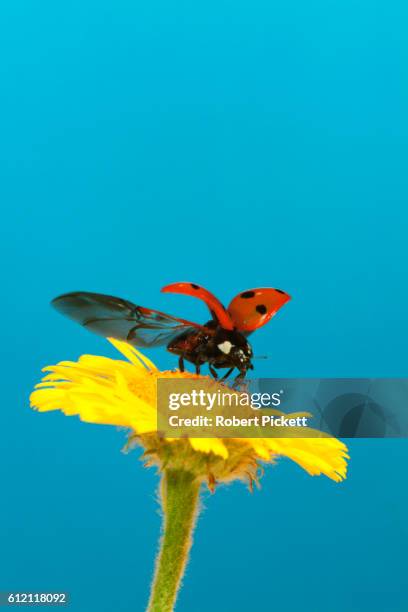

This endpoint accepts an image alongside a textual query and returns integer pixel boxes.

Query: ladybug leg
[232,369,247,389]
[178,356,185,372]
[221,367,234,381]
[209,365,218,379]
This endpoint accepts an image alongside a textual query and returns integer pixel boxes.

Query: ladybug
[52,283,291,382]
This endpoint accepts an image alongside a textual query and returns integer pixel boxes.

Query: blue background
[1,1,407,610]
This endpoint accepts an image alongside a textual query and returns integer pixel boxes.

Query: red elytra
[162,282,290,332]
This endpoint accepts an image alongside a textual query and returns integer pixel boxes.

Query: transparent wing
[52,291,204,348]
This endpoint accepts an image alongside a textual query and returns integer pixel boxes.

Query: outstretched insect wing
[52,291,204,348]
[161,282,234,330]
[227,288,291,332]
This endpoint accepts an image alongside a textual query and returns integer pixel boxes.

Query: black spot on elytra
[191,283,199,289]
[241,290,255,299]
[256,304,267,315]
[275,288,285,294]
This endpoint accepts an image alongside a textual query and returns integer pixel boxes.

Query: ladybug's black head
[214,328,253,370]
[231,342,253,370]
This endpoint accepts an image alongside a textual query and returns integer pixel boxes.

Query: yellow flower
[30,338,350,611]
[30,338,348,488]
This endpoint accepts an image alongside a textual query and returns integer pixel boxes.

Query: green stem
[147,469,201,612]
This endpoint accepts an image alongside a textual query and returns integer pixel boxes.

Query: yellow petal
[189,437,229,459]
[108,338,158,371]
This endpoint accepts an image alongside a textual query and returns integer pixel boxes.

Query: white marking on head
[217,341,234,355]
